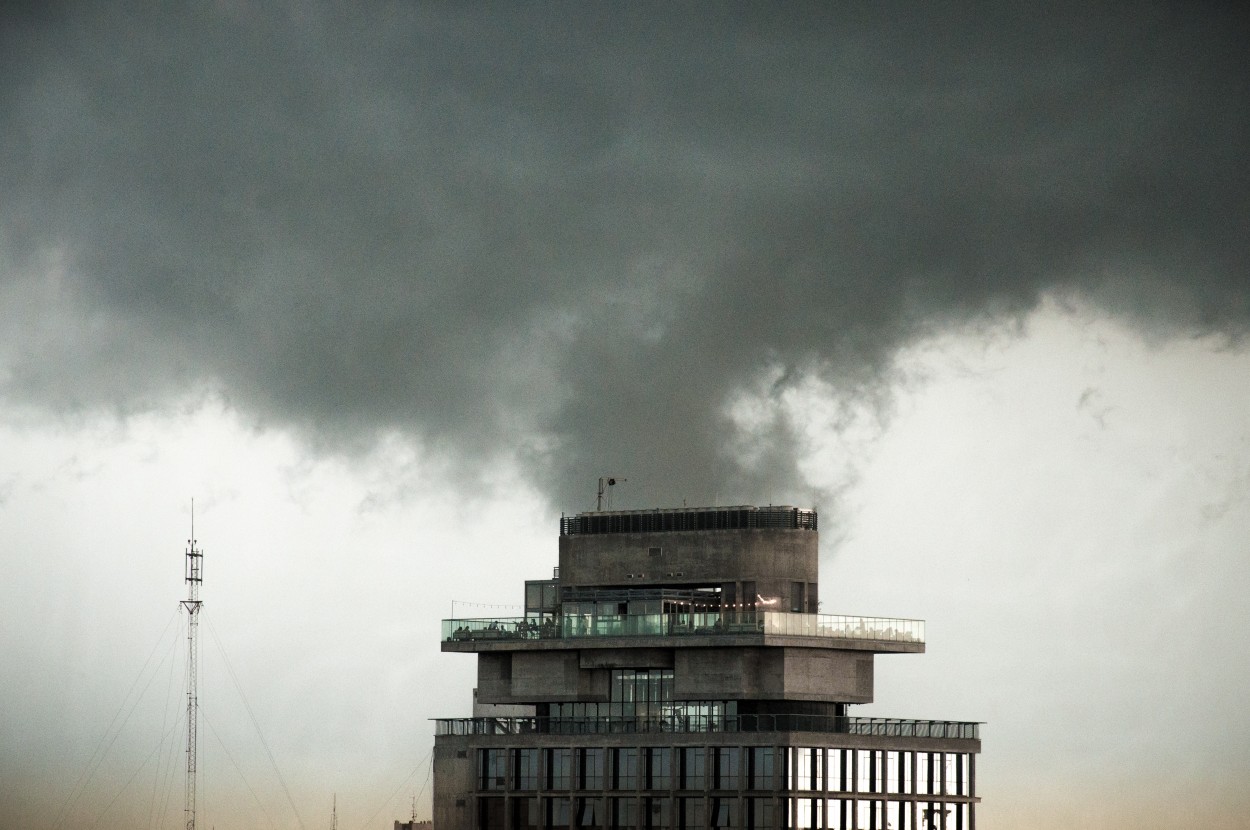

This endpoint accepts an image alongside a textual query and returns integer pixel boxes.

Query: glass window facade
[474,747,976,828]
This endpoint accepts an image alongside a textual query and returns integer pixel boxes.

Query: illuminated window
[791,748,821,792]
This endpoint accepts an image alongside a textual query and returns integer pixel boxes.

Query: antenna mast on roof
[182,500,204,830]
[596,476,626,511]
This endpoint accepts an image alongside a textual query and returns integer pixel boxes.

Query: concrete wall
[781,648,874,702]
[675,647,874,704]
[474,645,875,706]
[558,527,818,599]
[432,740,475,830]
[478,650,612,704]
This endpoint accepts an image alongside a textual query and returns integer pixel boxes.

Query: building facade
[434,506,980,829]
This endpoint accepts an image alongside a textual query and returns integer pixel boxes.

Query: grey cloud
[2,2,1247,511]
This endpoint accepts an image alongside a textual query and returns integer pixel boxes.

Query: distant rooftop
[560,505,818,536]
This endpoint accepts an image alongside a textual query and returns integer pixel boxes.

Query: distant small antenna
[411,794,417,822]
[596,476,626,511]
[330,794,337,830]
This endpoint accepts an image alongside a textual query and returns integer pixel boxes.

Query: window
[477,797,505,830]
[679,797,705,829]
[855,799,881,830]
[790,582,805,613]
[580,748,606,790]
[941,752,957,796]
[748,747,774,790]
[610,669,674,722]
[921,802,946,829]
[794,798,819,830]
[613,748,638,790]
[516,748,539,791]
[711,797,737,827]
[611,797,637,829]
[826,798,848,830]
[745,797,772,830]
[577,797,604,829]
[680,748,706,790]
[548,748,573,790]
[645,797,672,830]
[827,750,847,793]
[714,748,740,790]
[647,748,672,790]
[547,797,571,827]
[916,753,932,796]
[791,748,821,792]
[516,797,541,830]
[856,750,882,794]
[481,749,507,791]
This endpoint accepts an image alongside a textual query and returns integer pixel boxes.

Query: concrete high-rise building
[434,505,981,829]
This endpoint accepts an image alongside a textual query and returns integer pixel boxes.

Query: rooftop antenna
[330,793,338,830]
[596,476,625,511]
[182,500,204,830]
[411,793,417,823]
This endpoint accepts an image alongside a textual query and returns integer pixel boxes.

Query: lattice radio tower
[182,504,204,830]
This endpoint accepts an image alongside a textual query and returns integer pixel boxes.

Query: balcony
[442,611,923,647]
[434,715,978,741]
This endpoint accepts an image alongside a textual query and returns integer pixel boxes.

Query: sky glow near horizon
[2,3,1248,829]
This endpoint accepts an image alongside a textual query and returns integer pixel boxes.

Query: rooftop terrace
[442,610,923,648]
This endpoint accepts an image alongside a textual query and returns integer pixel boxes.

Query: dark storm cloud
[2,2,1247,510]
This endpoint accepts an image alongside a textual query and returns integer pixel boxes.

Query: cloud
[2,2,1247,511]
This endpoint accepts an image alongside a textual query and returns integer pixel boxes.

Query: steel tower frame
[181,512,203,830]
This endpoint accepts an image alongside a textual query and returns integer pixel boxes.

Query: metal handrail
[433,715,979,740]
[443,611,923,645]
[560,506,818,536]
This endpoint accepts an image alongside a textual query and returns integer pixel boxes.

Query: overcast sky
[2,3,1248,829]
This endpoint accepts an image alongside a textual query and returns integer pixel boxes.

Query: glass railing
[442,611,923,645]
[762,613,924,643]
[434,715,977,740]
